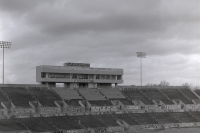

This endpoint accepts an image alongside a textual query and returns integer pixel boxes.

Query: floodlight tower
[0,41,12,84]
[136,52,146,87]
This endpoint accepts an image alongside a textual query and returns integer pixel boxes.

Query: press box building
[36,62,123,88]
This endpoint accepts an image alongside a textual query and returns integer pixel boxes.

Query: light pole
[136,52,146,87]
[0,41,12,84]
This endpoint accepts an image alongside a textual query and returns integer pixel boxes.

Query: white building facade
[36,62,123,88]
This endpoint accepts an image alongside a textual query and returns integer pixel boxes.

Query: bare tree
[182,82,192,87]
[158,80,170,86]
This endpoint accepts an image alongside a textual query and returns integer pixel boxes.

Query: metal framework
[136,52,146,86]
[0,41,12,84]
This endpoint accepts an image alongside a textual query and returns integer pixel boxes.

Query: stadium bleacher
[72,115,106,128]
[89,100,113,106]
[28,87,62,107]
[189,111,200,120]
[150,112,179,123]
[118,99,134,105]
[100,89,126,99]
[95,114,120,127]
[19,117,57,132]
[54,88,83,100]
[170,112,198,123]
[1,87,35,107]
[179,88,199,100]
[121,89,154,105]
[2,85,200,133]
[161,88,193,104]
[128,113,159,125]
[140,88,174,105]
[0,119,27,132]
[194,90,200,98]
[65,99,82,106]
[112,114,140,125]
[78,89,106,101]
[0,90,8,102]
[46,116,83,130]
[1,112,200,132]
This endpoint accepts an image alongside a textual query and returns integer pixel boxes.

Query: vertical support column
[115,83,118,88]
[45,73,49,78]
[140,57,142,87]
[2,45,4,84]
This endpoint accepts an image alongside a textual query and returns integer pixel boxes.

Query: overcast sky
[0,0,200,86]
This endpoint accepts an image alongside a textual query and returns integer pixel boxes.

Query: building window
[72,74,78,79]
[48,73,70,79]
[117,75,121,80]
[41,72,46,78]
[88,75,94,79]
[101,75,106,79]
[105,75,110,79]
[96,75,100,79]
[78,74,88,79]
[111,75,116,80]
[65,74,70,79]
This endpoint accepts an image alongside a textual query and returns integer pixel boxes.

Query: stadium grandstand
[1,85,200,132]
[28,87,62,107]
[1,87,35,108]
[160,88,194,104]
[121,89,154,105]
[2,63,200,132]
[140,88,174,105]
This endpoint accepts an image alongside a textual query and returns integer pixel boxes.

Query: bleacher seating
[141,88,174,105]
[1,87,35,107]
[118,99,134,105]
[161,88,193,104]
[189,112,200,120]
[28,87,62,107]
[0,119,27,132]
[170,112,198,123]
[54,88,83,100]
[100,89,126,99]
[0,90,8,102]
[151,112,179,123]
[65,99,81,106]
[179,88,199,100]
[129,113,159,124]
[79,89,106,101]
[95,114,120,127]
[46,116,83,130]
[1,112,200,132]
[72,115,106,128]
[89,100,113,106]
[19,117,57,132]
[121,89,154,105]
[0,104,4,109]
[194,90,200,98]
[112,114,140,125]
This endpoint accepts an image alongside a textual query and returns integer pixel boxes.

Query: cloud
[0,0,200,86]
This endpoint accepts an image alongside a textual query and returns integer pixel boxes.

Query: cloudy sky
[0,0,200,86]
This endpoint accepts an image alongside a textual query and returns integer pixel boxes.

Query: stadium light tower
[0,41,12,84]
[136,52,146,87]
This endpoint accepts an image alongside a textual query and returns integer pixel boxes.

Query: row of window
[41,73,122,80]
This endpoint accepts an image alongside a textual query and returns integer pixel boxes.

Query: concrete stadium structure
[36,62,123,88]
[3,62,200,132]
[2,85,200,132]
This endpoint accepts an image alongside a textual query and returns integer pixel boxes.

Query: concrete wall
[36,66,123,85]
